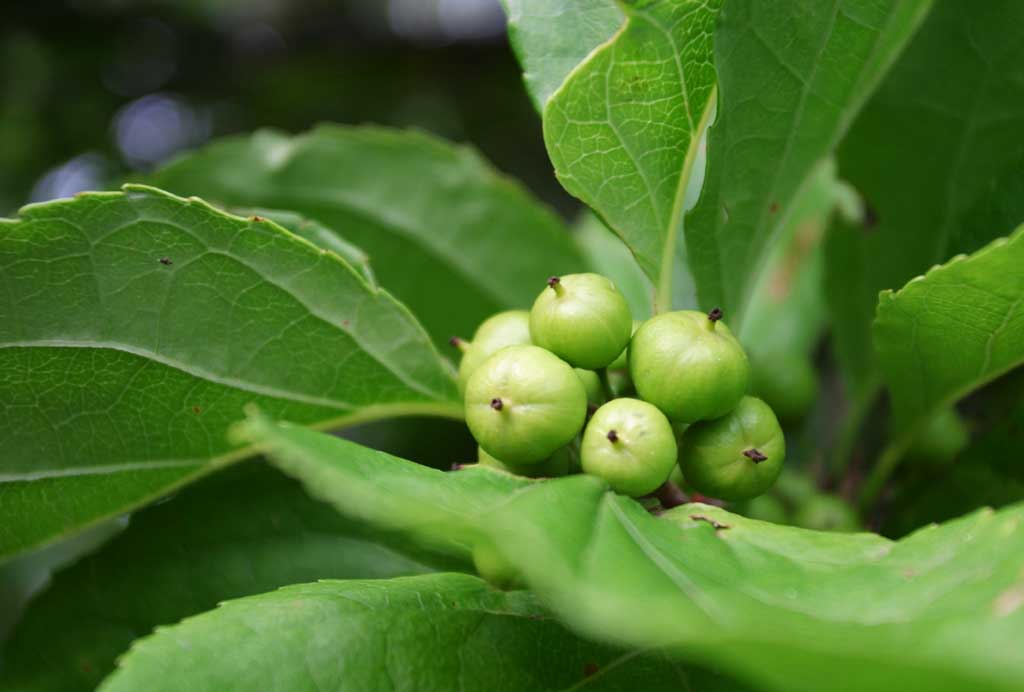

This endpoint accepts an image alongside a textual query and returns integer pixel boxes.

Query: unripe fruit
[750,351,818,423]
[581,398,677,496]
[575,368,604,406]
[465,345,586,464]
[455,310,531,392]
[793,495,860,532]
[741,494,788,524]
[906,406,968,465]
[629,309,750,423]
[477,445,570,478]
[678,396,784,501]
[607,320,641,371]
[473,542,521,589]
[530,273,632,369]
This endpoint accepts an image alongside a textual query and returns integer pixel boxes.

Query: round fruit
[607,320,642,371]
[906,406,968,465]
[455,310,531,392]
[581,398,677,496]
[529,273,632,369]
[749,351,818,423]
[629,309,750,423]
[477,445,570,478]
[575,368,604,406]
[677,396,784,501]
[793,495,860,532]
[473,542,520,589]
[741,494,788,524]
[465,345,586,464]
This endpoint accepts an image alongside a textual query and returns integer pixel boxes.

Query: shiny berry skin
[456,310,531,393]
[580,398,677,497]
[677,396,784,501]
[464,345,586,464]
[477,445,570,478]
[629,309,749,423]
[529,273,632,369]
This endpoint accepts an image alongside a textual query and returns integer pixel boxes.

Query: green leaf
[502,0,623,111]
[688,0,931,329]
[98,573,738,692]
[543,0,721,310]
[574,211,654,320]
[245,418,1024,692]
[864,226,1024,500]
[0,185,460,560]
[825,1,1024,399]
[150,125,586,349]
[0,463,439,691]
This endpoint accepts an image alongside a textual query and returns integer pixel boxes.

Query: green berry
[750,351,818,423]
[455,310,531,393]
[678,396,784,501]
[465,345,586,464]
[906,406,968,465]
[741,494,788,524]
[629,309,750,423]
[581,398,677,496]
[477,445,570,478]
[793,495,860,532]
[607,320,641,371]
[575,368,604,406]
[472,542,521,589]
[530,273,632,369]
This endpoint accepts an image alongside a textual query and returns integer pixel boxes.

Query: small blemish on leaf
[690,514,730,531]
[342,320,350,328]
[770,201,779,214]
[158,257,173,266]
[249,215,265,222]
[583,662,600,678]
[192,406,202,414]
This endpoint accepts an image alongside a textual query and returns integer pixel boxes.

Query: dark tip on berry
[490,398,503,411]
[449,336,465,350]
[743,448,767,463]
[606,429,619,443]
[547,276,561,289]
[707,307,723,322]
[158,257,173,266]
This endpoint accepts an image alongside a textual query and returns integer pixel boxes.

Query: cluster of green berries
[451,273,786,502]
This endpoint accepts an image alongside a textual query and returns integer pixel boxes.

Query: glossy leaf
[245,417,1024,692]
[502,0,623,111]
[151,125,586,349]
[543,0,720,310]
[825,1,1024,398]
[688,0,931,330]
[98,573,738,692]
[0,463,439,692]
[0,185,460,560]
[864,226,1024,499]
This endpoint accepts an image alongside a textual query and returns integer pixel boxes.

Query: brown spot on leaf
[770,201,779,214]
[192,406,202,414]
[158,257,173,266]
[249,215,265,222]
[690,514,730,530]
[583,662,600,678]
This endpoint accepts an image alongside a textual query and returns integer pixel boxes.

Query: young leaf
[0,185,460,560]
[502,0,623,111]
[825,1,1024,400]
[864,226,1024,500]
[98,574,731,692]
[246,418,1024,692]
[543,0,721,310]
[150,125,586,349]
[0,463,439,692]
[688,0,931,329]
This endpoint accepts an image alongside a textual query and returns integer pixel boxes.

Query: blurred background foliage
[0,0,578,217]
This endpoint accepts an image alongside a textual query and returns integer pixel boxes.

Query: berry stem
[547,276,565,296]
[448,336,468,353]
[743,448,767,463]
[705,307,723,331]
[490,398,504,411]
[606,429,619,443]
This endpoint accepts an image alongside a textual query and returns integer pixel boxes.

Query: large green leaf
[574,211,654,320]
[244,417,1024,692]
[688,0,931,330]
[543,0,721,310]
[0,185,460,560]
[151,125,586,349]
[863,226,1024,500]
[0,463,439,691]
[98,573,739,692]
[825,0,1024,399]
[502,0,623,111]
